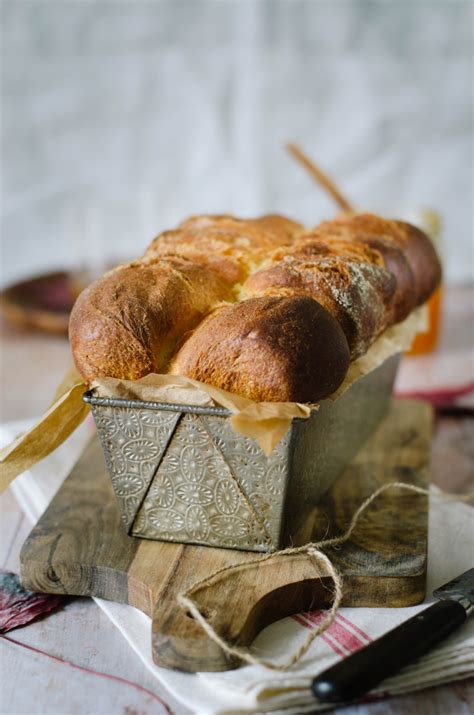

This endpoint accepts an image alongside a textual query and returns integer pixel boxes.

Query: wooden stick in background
[286,143,354,213]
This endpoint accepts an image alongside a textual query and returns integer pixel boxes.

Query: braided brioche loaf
[69,212,441,402]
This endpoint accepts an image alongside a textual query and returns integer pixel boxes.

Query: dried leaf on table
[0,570,68,632]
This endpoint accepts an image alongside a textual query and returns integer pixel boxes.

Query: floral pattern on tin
[112,474,145,497]
[215,480,239,515]
[265,462,286,495]
[123,496,142,522]
[210,515,249,539]
[139,410,178,426]
[148,508,184,532]
[174,420,208,446]
[117,411,141,438]
[96,414,119,439]
[90,403,181,530]
[131,413,274,548]
[149,476,175,508]
[123,439,160,463]
[185,505,209,541]
[92,403,292,551]
[180,446,206,482]
[104,444,126,475]
[176,483,214,505]
[140,461,156,479]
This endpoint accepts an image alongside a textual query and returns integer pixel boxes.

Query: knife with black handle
[312,568,474,704]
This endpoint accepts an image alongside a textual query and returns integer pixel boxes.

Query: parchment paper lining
[0,306,427,492]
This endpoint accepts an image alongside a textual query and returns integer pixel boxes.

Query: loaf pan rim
[82,389,322,419]
[83,388,232,416]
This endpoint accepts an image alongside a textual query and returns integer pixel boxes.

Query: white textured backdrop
[1,0,472,286]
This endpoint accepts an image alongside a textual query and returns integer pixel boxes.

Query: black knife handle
[312,599,467,704]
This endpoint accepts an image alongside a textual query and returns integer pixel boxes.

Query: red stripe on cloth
[320,633,347,658]
[293,613,392,697]
[292,614,346,657]
[335,612,373,643]
[293,614,309,628]
[395,381,474,405]
[306,612,366,655]
[294,611,367,656]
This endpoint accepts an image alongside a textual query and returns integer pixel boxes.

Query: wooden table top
[1,284,473,714]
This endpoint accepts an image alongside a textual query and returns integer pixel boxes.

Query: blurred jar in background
[406,210,443,355]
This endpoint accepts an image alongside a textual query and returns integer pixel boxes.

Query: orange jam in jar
[407,285,442,355]
[406,210,443,356]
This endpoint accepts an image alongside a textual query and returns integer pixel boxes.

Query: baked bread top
[69,212,441,402]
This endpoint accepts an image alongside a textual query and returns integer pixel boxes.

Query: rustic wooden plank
[319,397,432,606]
[152,548,334,671]
[21,438,140,602]
[153,399,431,670]
[20,399,431,673]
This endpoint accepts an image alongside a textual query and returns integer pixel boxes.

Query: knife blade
[312,568,474,704]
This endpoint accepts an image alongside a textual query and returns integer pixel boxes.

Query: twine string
[178,482,473,671]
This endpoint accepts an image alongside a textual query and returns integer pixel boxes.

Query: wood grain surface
[20,398,431,673]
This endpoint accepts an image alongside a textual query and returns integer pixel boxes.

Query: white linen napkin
[2,420,473,715]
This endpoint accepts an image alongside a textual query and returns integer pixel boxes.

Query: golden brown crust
[178,214,303,246]
[169,296,350,402]
[144,214,302,286]
[294,226,417,324]
[322,213,441,305]
[286,233,387,267]
[69,210,441,401]
[354,235,417,323]
[69,258,231,381]
[394,220,442,304]
[243,235,397,358]
[145,228,247,285]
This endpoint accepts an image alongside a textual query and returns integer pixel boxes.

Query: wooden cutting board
[20,399,431,672]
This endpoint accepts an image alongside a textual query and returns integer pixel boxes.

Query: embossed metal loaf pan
[84,353,401,553]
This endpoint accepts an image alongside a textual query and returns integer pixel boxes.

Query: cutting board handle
[151,552,333,672]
